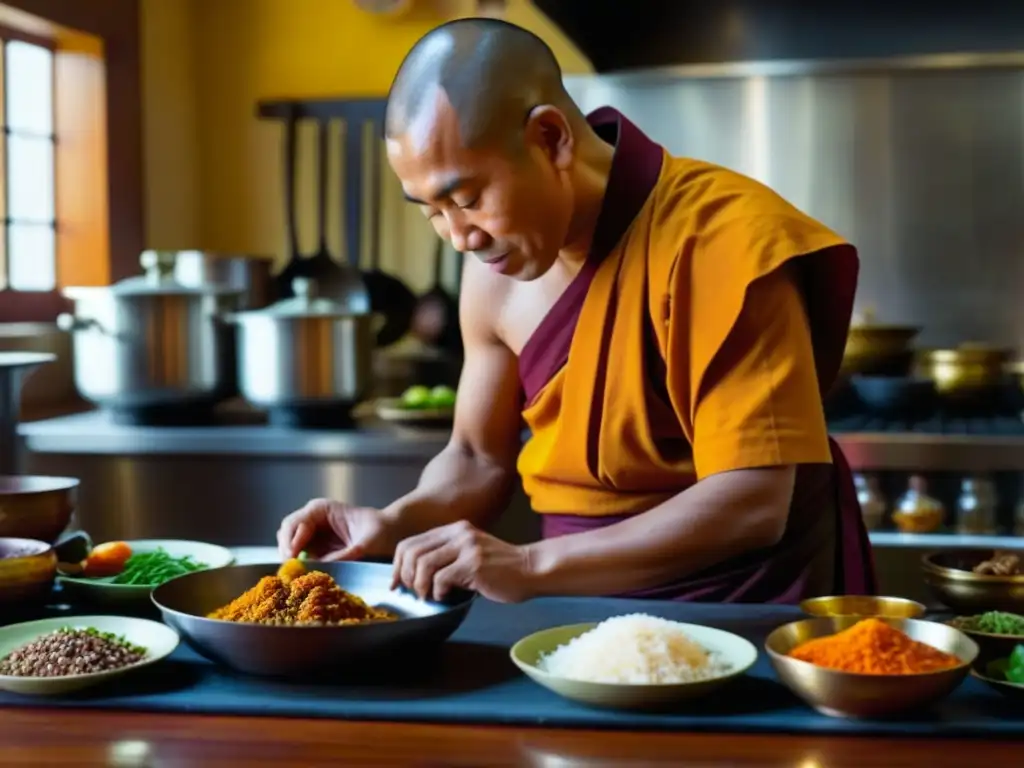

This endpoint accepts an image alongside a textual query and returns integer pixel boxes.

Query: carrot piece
[82,541,133,577]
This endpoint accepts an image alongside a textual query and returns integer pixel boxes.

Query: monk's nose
[446,213,490,254]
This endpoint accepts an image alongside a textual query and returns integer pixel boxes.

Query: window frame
[0,0,143,323]
[0,23,58,314]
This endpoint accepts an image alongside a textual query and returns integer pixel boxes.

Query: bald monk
[276,18,876,604]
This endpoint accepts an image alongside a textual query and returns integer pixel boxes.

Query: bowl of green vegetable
[376,384,456,428]
[948,611,1024,665]
[57,539,234,608]
[971,643,1024,700]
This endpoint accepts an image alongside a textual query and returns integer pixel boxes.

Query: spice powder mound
[787,618,962,675]
[207,570,396,626]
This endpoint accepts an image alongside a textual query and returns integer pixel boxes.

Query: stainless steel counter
[18,411,450,459]
[20,412,1024,471]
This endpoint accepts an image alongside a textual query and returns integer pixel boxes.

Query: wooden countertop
[0,709,1013,766]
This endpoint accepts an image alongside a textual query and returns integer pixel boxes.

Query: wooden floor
[0,708,1014,766]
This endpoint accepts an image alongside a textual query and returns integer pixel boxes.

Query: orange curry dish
[207,559,397,626]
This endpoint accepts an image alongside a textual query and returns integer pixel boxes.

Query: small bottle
[854,473,886,530]
[956,476,998,535]
[892,475,945,534]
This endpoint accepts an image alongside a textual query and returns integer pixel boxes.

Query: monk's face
[387,94,576,281]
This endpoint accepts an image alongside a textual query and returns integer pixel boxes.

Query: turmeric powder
[207,567,396,626]
[787,618,961,675]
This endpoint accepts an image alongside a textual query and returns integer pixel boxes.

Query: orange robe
[516,108,873,603]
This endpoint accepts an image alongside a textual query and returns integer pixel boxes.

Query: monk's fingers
[277,512,307,559]
[432,557,473,603]
[392,527,445,589]
[397,531,451,593]
[411,542,460,600]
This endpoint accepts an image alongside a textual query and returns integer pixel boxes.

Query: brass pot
[914,344,1012,399]
[0,537,57,606]
[841,312,919,378]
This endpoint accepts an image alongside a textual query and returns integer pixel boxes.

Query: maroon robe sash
[519,107,877,603]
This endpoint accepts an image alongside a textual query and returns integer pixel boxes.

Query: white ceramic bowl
[0,615,180,695]
[510,621,758,710]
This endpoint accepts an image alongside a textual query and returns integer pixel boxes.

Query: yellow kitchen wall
[141,0,593,293]
[140,0,201,249]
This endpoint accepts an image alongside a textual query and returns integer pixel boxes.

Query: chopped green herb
[953,611,1024,636]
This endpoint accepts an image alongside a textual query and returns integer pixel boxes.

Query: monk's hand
[276,499,399,562]
[391,520,534,604]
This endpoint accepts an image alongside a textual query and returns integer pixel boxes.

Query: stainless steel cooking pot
[172,250,275,310]
[56,251,243,411]
[227,277,379,421]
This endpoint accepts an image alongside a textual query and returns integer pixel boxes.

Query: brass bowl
[0,538,57,605]
[922,549,1024,614]
[765,617,976,719]
[0,476,79,543]
[800,595,927,620]
[913,345,1012,398]
[844,325,920,359]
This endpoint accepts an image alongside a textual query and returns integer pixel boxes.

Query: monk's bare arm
[382,259,522,537]
[525,466,795,596]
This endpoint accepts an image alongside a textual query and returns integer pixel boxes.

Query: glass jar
[854,473,886,530]
[892,475,945,534]
[956,476,998,535]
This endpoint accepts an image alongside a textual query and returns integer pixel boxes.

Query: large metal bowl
[921,549,1024,613]
[151,561,475,677]
[0,475,79,543]
[765,617,976,718]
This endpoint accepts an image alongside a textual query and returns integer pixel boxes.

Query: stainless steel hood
[534,0,1024,73]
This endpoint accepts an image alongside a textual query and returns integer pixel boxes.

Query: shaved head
[385,19,612,283]
[386,18,579,150]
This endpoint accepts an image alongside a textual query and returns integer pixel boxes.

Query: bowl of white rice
[510,613,758,709]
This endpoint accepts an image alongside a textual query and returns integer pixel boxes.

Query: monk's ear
[524,105,574,170]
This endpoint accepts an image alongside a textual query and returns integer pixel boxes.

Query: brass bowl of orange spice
[766,617,977,718]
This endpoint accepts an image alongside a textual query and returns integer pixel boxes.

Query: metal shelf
[869,531,1024,549]
[835,433,1024,473]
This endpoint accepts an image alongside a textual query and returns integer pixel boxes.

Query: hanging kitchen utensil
[303,119,370,313]
[273,109,306,299]
[411,238,462,354]
[360,124,416,347]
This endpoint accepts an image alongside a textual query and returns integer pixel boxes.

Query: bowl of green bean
[57,539,234,608]
[948,611,1024,665]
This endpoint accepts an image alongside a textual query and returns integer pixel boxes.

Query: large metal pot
[172,250,276,310]
[56,251,243,412]
[227,277,379,427]
[914,343,1013,400]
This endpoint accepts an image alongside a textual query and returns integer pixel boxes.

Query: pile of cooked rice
[537,613,732,684]
[207,559,396,626]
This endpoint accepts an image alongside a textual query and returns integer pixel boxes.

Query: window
[0,0,143,324]
[0,36,55,293]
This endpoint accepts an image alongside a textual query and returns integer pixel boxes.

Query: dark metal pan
[151,561,474,678]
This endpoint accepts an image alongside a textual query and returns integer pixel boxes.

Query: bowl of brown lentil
[0,615,179,695]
